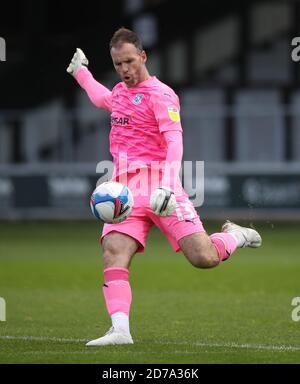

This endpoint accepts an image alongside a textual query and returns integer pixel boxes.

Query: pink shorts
[101,193,205,253]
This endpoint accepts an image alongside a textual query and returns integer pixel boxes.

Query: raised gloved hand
[150,187,176,216]
[66,48,89,76]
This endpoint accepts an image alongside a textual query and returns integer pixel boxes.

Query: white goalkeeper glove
[66,48,89,76]
[150,187,176,216]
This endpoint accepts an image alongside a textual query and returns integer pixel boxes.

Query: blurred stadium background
[1,0,300,220]
[1,0,300,364]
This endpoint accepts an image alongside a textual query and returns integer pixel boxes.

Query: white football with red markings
[90,182,133,224]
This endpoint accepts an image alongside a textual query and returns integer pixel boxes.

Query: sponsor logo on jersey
[111,117,130,125]
[133,94,144,105]
[168,106,180,122]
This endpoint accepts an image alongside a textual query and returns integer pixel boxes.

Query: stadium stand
[0,0,299,218]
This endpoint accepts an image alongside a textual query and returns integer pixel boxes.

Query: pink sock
[210,233,238,262]
[102,267,132,316]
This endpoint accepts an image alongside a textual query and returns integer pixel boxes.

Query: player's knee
[102,233,137,268]
[180,233,220,269]
[187,251,220,269]
[191,258,219,269]
[103,244,127,267]
[103,248,118,265]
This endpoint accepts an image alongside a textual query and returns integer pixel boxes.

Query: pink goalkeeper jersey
[76,68,182,183]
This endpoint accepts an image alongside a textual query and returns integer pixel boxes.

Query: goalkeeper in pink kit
[67,28,262,346]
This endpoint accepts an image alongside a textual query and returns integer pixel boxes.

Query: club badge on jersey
[133,94,144,105]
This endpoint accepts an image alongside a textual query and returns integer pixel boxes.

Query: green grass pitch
[0,220,300,363]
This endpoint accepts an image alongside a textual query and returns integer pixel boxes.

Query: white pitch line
[160,340,300,352]
[0,335,86,343]
[1,335,300,352]
[0,350,205,357]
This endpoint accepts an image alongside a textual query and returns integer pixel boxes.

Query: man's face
[111,43,147,87]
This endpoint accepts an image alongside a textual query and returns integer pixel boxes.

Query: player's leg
[102,232,138,338]
[180,221,262,268]
[102,231,137,269]
[149,201,220,268]
[179,228,239,268]
[150,194,261,269]
[86,207,152,346]
[179,232,220,268]
[86,232,138,346]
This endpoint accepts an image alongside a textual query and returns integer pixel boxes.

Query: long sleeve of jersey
[75,67,112,112]
[161,130,183,191]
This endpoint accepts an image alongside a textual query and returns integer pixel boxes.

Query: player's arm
[150,92,183,216]
[150,130,182,216]
[161,130,183,190]
[67,48,112,112]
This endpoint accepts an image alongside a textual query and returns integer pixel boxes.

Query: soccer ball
[90,181,133,224]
